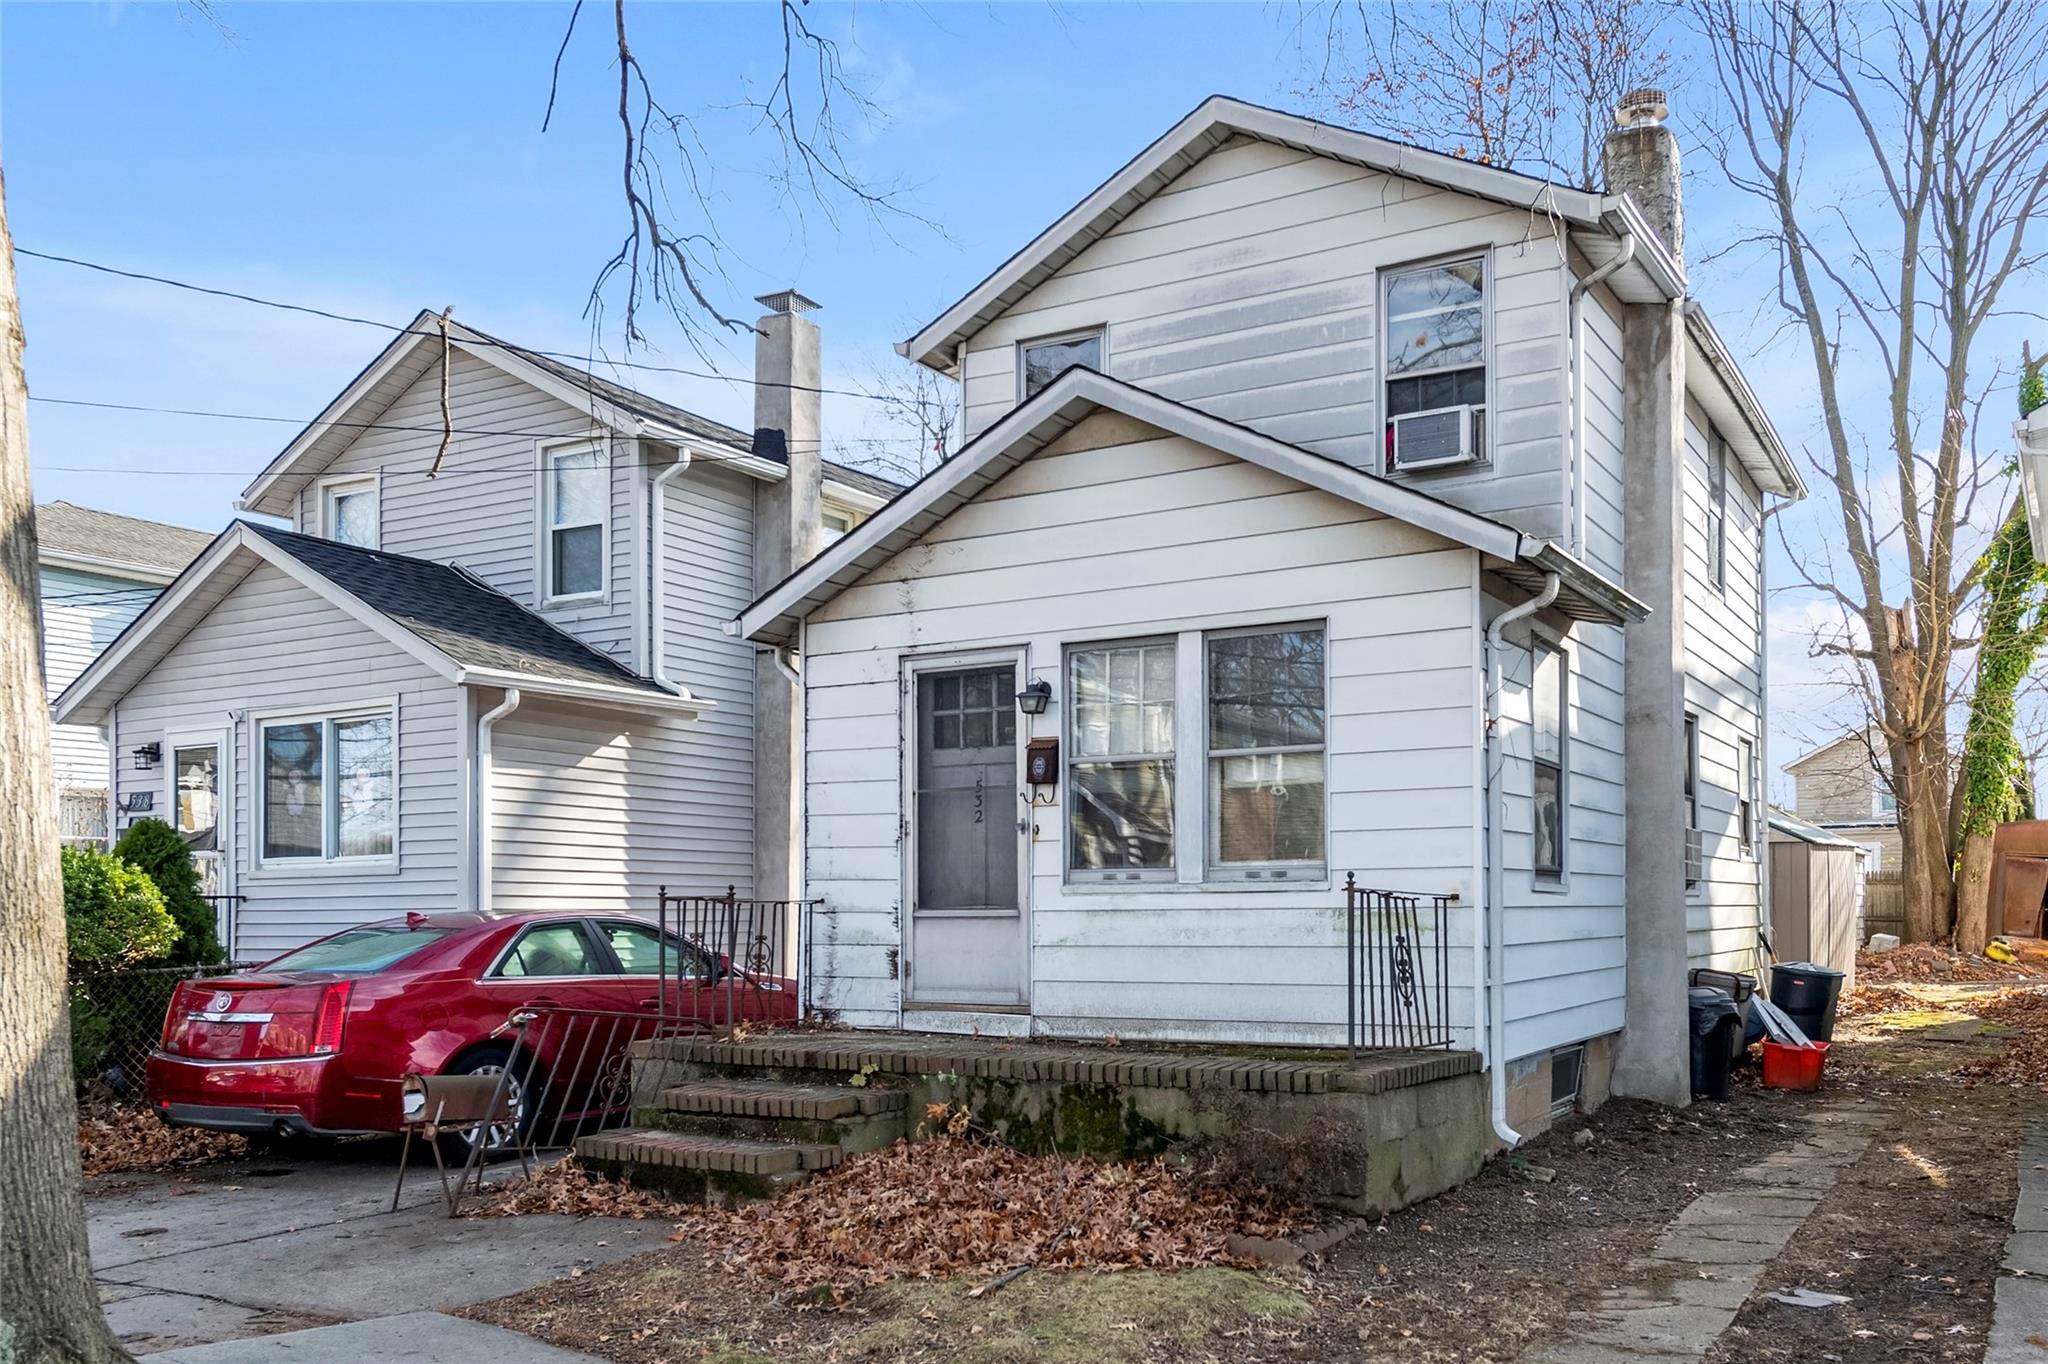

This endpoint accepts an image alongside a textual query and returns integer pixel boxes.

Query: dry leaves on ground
[1951,988,2048,1089]
[79,1106,245,1176]
[471,1158,687,1220]
[1839,983,1936,1019]
[473,1138,1310,1290]
[1857,942,2048,984]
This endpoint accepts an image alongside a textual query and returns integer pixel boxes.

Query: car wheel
[435,1045,542,1166]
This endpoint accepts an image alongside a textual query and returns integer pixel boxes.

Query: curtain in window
[263,722,324,860]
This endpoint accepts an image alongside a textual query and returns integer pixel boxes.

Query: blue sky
[4,1,2035,794]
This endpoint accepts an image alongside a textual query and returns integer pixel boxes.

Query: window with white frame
[1738,737,1757,855]
[1683,713,1701,888]
[1207,626,1327,877]
[260,710,394,863]
[1383,258,1487,467]
[543,445,607,600]
[1019,329,1104,401]
[820,506,855,549]
[1706,429,1729,590]
[322,477,378,549]
[1068,640,1176,879]
[1532,642,1566,879]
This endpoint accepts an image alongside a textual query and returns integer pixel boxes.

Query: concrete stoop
[577,1031,1491,1210]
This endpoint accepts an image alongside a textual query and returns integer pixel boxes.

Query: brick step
[656,1080,908,1121]
[575,1128,842,1203]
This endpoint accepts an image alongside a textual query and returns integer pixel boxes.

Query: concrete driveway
[91,1140,657,1360]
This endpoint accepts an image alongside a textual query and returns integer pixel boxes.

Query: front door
[168,733,230,952]
[909,660,1024,1006]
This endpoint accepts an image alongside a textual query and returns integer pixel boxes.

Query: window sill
[250,857,401,880]
[1058,876,1332,896]
[1531,875,1570,895]
[540,593,608,612]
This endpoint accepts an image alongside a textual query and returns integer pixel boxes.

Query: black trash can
[1688,986,1741,1101]
[1691,968,1758,1061]
[1769,962,1846,1043]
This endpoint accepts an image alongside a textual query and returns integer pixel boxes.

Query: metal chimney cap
[1615,88,1669,128]
[755,289,822,316]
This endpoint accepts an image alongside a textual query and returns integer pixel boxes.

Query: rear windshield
[263,925,456,974]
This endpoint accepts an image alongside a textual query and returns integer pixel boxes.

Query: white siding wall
[958,135,1572,541]
[111,563,463,958]
[1681,396,1768,972]
[294,348,643,667]
[487,460,761,913]
[802,416,1484,1046]
[42,565,160,794]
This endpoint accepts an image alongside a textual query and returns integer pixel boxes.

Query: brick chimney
[1601,89,1683,270]
[751,288,822,904]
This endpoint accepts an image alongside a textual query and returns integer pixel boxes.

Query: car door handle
[637,997,663,1010]
[525,996,562,1008]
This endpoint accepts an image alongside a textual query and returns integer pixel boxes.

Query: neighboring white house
[55,302,897,959]
[737,93,1803,1126]
[37,501,213,846]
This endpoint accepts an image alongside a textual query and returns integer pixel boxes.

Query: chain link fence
[69,962,253,1105]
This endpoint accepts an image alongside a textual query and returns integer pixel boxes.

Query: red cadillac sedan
[147,909,795,1154]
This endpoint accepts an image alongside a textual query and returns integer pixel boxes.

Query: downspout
[1567,236,1637,556]
[475,688,522,914]
[649,448,694,691]
[1483,569,1561,1147]
[771,647,801,688]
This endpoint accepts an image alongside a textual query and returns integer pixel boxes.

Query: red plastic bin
[1761,1040,1829,1092]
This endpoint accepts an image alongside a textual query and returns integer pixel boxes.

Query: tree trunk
[1894,726,1956,945]
[1954,829,1994,955]
[0,165,134,1364]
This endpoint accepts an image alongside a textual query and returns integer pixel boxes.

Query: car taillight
[161,982,193,1048]
[311,981,352,1055]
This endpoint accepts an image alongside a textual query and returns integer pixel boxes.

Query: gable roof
[735,367,1647,646]
[237,313,903,518]
[1784,729,1883,774]
[55,522,703,729]
[36,502,214,582]
[899,95,1683,374]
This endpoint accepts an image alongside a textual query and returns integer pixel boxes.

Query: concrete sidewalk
[1988,1123,2048,1364]
[91,1144,656,1359]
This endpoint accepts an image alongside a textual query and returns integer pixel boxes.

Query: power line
[17,247,906,403]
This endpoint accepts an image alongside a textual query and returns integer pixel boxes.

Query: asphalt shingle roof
[37,502,214,574]
[244,522,667,695]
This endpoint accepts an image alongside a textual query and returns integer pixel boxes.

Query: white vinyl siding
[295,347,642,666]
[957,135,1572,542]
[110,563,462,958]
[799,415,1482,1046]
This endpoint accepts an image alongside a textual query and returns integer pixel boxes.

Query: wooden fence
[1863,868,1904,941]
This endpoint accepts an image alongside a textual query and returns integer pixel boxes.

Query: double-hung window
[322,477,378,549]
[1738,738,1757,856]
[1383,258,1487,467]
[1067,640,1176,880]
[1706,429,1729,590]
[1207,626,1327,878]
[1532,643,1566,879]
[1019,329,1104,401]
[260,709,395,864]
[1683,713,1701,888]
[543,445,608,601]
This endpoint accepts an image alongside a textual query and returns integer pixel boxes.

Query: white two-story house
[739,93,1802,1129]
[56,298,895,959]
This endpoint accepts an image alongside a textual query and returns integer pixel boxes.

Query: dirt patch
[1701,1029,2028,1362]
[79,1105,245,1178]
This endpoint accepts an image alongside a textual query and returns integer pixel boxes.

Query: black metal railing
[1343,874,1455,1056]
[654,885,826,1034]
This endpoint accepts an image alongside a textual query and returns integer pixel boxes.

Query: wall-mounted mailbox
[1025,737,1060,787]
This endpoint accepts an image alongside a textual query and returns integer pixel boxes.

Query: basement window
[1550,1044,1585,1113]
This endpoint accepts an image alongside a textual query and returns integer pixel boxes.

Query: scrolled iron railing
[1343,873,1455,1056]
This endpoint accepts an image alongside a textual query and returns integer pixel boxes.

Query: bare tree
[853,356,958,485]
[1291,0,1672,188]
[1700,0,2048,942]
[0,168,134,1363]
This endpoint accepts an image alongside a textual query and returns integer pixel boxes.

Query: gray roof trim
[900,95,1684,371]
[736,368,1645,645]
[1683,305,1805,500]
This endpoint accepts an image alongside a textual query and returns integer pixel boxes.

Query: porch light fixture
[1016,678,1053,716]
[132,743,162,771]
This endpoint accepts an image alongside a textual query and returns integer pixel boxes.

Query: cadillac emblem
[211,992,234,1012]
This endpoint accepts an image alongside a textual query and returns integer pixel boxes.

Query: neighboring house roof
[736,367,1648,646]
[895,94,1800,500]
[1768,808,1863,847]
[237,312,903,519]
[1784,729,1882,774]
[55,522,704,729]
[36,501,214,583]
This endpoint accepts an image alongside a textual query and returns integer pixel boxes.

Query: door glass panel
[173,745,219,852]
[916,666,1018,913]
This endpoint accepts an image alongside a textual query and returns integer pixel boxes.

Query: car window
[264,925,456,974]
[603,921,710,977]
[493,923,603,978]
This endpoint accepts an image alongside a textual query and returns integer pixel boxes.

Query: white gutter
[475,688,522,914]
[1567,235,1635,556]
[650,448,693,691]
[453,668,707,714]
[1482,571,1561,1148]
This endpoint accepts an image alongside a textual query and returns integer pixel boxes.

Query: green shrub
[61,845,176,971]
[114,818,224,965]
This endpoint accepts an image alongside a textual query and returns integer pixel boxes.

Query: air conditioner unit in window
[1389,404,1481,472]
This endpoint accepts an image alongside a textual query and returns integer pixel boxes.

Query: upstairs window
[1207,626,1326,879]
[1533,642,1566,879]
[820,506,855,549]
[1019,329,1104,401]
[1384,258,1487,468]
[321,477,378,549]
[543,445,607,601]
[1707,428,1729,590]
